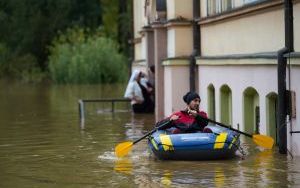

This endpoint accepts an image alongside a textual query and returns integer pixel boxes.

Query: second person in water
[124,70,154,113]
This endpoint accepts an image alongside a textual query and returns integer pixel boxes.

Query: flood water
[1,81,300,188]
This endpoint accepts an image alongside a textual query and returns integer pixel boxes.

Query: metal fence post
[78,100,85,126]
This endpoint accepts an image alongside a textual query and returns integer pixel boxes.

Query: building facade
[132,0,300,156]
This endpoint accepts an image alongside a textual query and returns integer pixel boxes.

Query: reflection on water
[161,171,173,187]
[214,166,225,188]
[114,159,133,175]
[1,80,300,187]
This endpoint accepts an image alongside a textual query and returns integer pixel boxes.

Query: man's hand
[187,109,198,117]
[170,115,180,121]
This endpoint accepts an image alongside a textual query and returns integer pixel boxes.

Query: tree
[0,0,102,71]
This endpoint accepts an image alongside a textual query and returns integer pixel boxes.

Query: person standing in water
[124,70,154,113]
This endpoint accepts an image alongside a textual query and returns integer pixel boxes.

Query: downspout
[277,0,294,154]
[190,0,200,92]
[277,47,288,154]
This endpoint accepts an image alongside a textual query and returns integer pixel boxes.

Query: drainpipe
[277,47,288,154]
[284,0,294,51]
[277,0,294,154]
[190,0,200,92]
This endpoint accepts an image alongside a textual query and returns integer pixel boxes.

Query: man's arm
[195,111,209,127]
[155,118,172,130]
[155,114,180,130]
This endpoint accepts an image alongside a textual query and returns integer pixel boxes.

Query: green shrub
[48,28,128,84]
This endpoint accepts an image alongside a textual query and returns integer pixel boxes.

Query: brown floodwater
[0,81,300,188]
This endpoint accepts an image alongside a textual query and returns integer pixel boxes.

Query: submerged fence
[78,98,131,126]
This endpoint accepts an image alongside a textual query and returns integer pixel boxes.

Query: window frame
[207,0,233,16]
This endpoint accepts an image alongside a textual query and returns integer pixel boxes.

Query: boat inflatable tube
[148,124,240,160]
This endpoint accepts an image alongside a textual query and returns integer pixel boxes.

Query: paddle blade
[115,141,133,158]
[252,134,274,149]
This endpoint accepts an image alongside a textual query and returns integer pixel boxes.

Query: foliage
[48,28,127,84]
[0,0,102,65]
[101,0,119,40]
[0,0,102,81]
[100,0,133,57]
[0,43,45,82]
[0,0,132,83]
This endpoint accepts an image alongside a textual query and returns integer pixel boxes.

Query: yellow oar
[203,117,274,149]
[115,141,134,158]
[115,120,171,158]
[252,134,274,149]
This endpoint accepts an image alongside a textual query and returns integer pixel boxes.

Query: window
[244,0,260,4]
[156,0,166,12]
[207,0,233,16]
[207,0,217,16]
[243,87,259,134]
[220,85,232,125]
[207,84,216,120]
[221,0,232,12]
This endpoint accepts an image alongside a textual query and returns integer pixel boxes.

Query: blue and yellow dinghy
[148,124,240,160]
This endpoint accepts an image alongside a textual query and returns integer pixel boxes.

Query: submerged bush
[48,28,128,84]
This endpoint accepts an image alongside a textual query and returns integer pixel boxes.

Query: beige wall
[201,8,285,56]
[167,0,193,19]
[200,1,207,18]
[133,0,146,38]
[197,59,278,133]
[133,0,147,63]
[132,61,147,74]
[167,27,193,57]
[197,1,300,157]
[196,1,300,55]
[164,65,190,116]
[134,42,143,60]
[141,36,146,60]
[287,58,300,157]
